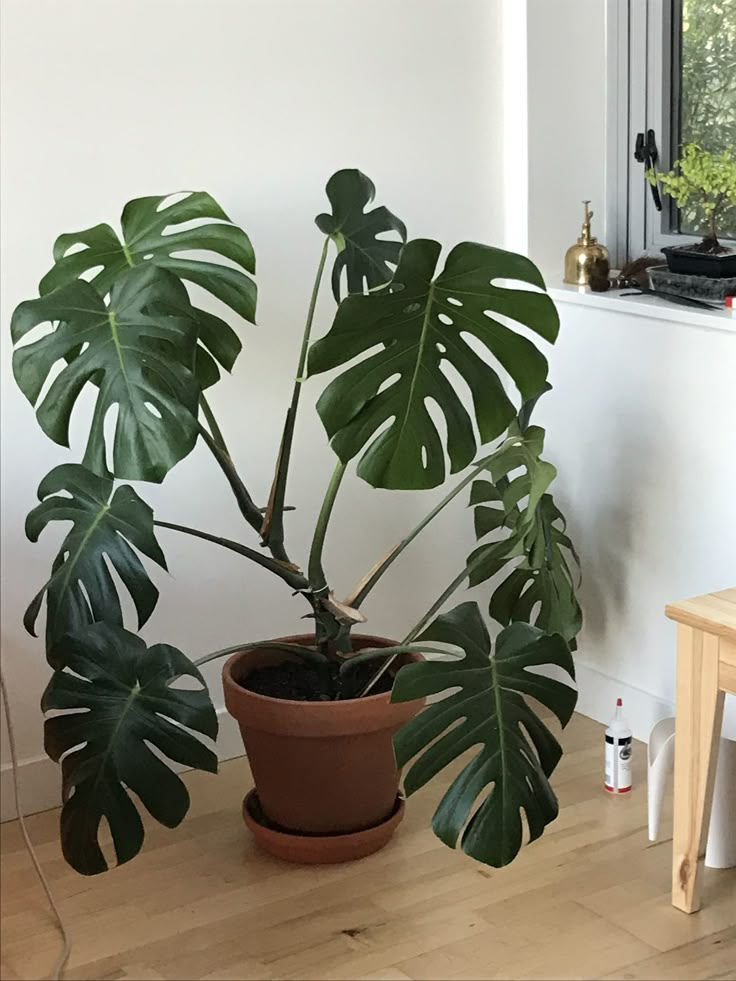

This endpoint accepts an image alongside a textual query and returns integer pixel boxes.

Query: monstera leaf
[470,480,581,644]
[24,464,166,651]
[43,623,217,875]
[392,602,576,867]
[478,494,582,644]
[471,425,556,537]
[315,169,406,300]
[38,191,256,379]
[465,419,582,644]
[12,264,201,482]
[308,239,559,490]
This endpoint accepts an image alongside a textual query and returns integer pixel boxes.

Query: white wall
[540,295,736,741]
[527,0,608,280]
[525,0,736,741]
[0,0,506,809]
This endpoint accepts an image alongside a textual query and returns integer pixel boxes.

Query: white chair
[648,717,736,869]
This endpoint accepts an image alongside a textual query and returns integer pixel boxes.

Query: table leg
[672,626,725,912]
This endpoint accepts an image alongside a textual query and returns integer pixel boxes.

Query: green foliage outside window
[679,0,736,238]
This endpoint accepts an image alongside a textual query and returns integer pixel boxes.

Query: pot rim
[221,633,416,711]
[662,244,736,258]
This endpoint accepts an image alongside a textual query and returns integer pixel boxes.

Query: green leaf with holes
[24,464,166,652]
[43,623,217,875]
[308,239,559,489]
[481,494,582,643]
[38,190,256,379]
[12,264,200,482]
[391,602,576,867]
[315,169,407,300]
[465,415,582,644]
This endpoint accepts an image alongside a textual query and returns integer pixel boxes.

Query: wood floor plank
[598,927,736,979]
[1,713,733,981]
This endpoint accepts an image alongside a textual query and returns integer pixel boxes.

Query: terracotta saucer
[242,790,405,864]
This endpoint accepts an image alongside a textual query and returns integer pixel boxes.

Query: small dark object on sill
[589,255,664,293]
[242,658,393,701]
[619,285,721,311]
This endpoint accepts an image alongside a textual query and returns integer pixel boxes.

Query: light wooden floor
[1,714,734,981]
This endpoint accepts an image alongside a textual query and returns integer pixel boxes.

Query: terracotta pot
[241,791,406,864]
[222,634,423,849]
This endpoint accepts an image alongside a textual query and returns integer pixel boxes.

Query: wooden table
[665,587,736,912]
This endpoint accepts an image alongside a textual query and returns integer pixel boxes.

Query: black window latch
[634,129,663,211]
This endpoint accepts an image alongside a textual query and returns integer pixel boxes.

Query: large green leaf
[43,623,217,875]
[468,423,581,643]
[392,602,576,867]
[478,495,582,644]
[308,239,559,490]
[24,464,166,652]
[470,425,556,538]
[38,191,256,377]
[315,169,407,300]
[12,264,201,482]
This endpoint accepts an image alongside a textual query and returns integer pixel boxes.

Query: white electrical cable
[0,666,71,981]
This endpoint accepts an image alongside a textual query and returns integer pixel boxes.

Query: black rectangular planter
[662,245,736,279]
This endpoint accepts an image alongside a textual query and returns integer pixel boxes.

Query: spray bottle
[605,698,632,793]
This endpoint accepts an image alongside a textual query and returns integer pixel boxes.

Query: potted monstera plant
[11,170,581,875]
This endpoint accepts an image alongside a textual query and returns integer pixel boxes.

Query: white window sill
[547,283,736,335]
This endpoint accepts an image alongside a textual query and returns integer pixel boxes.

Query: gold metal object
[564,200,610,286]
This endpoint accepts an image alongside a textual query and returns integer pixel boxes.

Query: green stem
[296,237,331,397]
[261,237,331,559]
[340,643,461,675]
[200,394,229,453]
[198,426,265,537]
[403,567,472,644]
[308,460,347,594]
[154,519,309,592]
[194,640,328,668]
[346,452,497,608]
[358,559,481,698]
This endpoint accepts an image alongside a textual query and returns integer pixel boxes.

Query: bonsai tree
[10,170,581,875]
[649,143,736,251]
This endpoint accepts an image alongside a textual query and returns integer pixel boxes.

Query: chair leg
[672,626,725,912]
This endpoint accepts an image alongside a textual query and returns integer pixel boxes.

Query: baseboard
[574,660,675,743]
[0,753,61,823]
[1,707,245,823]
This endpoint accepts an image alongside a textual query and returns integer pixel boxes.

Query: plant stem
[308,460,347,594]
[358,555,487,698]
[154,519,309,592]
[198,425,264,538]
[709,195,724,245]
[200,394,229,453]
[194,640,328,668]
[345,452,497,608]
[339,643,461,674]
[261,237,331,559]
[403,567,472,644]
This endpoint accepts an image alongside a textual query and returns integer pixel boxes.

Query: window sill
[547,283,735,335]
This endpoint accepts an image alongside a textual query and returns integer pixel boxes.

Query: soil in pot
[242,658,393,702]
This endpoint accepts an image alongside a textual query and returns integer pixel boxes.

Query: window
[610,0,736,263]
